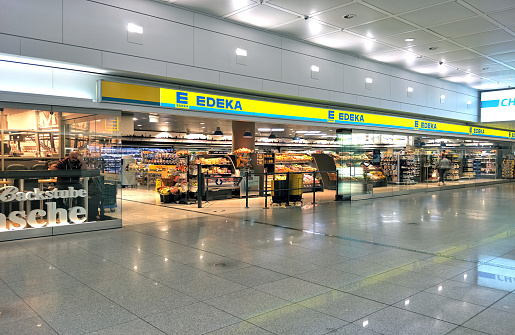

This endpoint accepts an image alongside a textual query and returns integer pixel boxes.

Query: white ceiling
[157,0,515,91]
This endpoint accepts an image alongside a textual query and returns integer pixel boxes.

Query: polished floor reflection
[1,184,515,334]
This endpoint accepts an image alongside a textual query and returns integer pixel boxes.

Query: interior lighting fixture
[365,77,373,90]
[405,38,415,42]
[236,48,247,56]
[311,65,320,79]
[127,23,143,34]
[132,118,138,120]
[467,100,472,105]
[243,129,253,138]
[343,14,356,19]
[236,48,247,65]
[407,87,414,92]
[296,131,309,133]
[272,128,284,132]
[293,135,300,141]
[268,133,277,139]
[407,86,414,98]
[213,127,223,136]
[149,115,159,123]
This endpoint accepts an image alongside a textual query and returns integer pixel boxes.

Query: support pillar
[232,121,255,152]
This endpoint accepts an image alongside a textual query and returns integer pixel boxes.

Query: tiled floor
[1,184,515,334]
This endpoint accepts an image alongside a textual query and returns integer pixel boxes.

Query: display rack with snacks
[274,153,322,190]
[462,157,475,179]
[395,153,417,184]
[444,153,460,181]
[502,159,515,179]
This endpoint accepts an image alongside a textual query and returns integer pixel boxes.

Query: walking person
[436,154,451,186]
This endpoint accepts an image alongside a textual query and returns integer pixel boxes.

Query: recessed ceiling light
[405,38,415,42]
[165,121,169,124]
[137,124,142,126]
[343,14,356,19]
[429,47,438,50]
[200,122,205,125]
[132,118,138,121]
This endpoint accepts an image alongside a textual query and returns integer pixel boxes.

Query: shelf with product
[189,152,242,200]
[393,153,417,184]
[446,153,461,181]
[502,158,515,179]
[274,153,322,191]
[472,151,498,178]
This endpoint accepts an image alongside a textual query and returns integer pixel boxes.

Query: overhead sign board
[481,88,515,122]
[100,81,514,140]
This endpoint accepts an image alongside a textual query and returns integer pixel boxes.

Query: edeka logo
[175,91,242,110]
[328,111,364,122]
[469,127,485,135]
[415,121,437,129]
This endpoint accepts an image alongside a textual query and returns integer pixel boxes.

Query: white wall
[0,0,478,122]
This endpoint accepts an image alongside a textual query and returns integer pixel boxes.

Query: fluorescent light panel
[127,23,143,34]
[236,48,247,56]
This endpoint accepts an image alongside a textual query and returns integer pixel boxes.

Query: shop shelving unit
[274,153,322,191]
[462,157,475,179]
[190,153,241,200]
[502,159,515,179]
[395,153,416,184]
[446,153,460,181]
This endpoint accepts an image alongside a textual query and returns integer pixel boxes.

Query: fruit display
[234,148,252,154]
[198,157,230,165]
[275,154,313,162]
[366,171,386,180]
[175,150,190,157]
[275,164,317,173]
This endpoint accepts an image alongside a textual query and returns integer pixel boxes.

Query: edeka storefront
[0,107,122,241]
[99,80,515,141]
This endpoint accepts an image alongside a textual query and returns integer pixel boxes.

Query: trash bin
[289,173,303,202]
[272,179,289,203]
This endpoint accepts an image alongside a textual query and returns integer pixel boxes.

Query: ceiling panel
[491,52,515,63]
[379,30,442,48]
[362,0,448,15]
[307,30,368,49]
[452,29,515,48]
[472,41,515,56]
[400,2,477,28]
[312,3,387,28]
[407,40,463,57]
[341,41,395,56]
[158,0,515,92]
[267,0,352,16]
[226,4,299,29]
[272,19,338,39]
[462,0,515,13]
[486,8,515,26]
[367,50,435,68]
[432,49,482,62]
[428,17,499,38]
[449,57,499,72]
[346,18,418,39]
[472,63,511,74]
[172,0,257,17]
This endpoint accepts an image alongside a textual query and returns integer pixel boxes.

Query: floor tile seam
[1,281,61,334]
[122,199,515,272]
[444,326,492,335]
[201,293,294,326]
[20,250,177,327]
[445,290,515,331]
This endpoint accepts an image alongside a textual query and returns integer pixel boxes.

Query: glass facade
[0,107,121,241]
[336,129,510,200]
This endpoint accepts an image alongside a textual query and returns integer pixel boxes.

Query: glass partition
[0,107,121,241]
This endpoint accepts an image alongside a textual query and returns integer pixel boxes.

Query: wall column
[232,121,255,152]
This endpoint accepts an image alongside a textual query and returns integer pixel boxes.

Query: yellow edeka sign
[99,81,514,140]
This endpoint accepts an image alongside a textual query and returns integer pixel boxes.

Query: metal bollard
[265,172,269,209]
[245,170,249,208]
[197,163,202,208]
[312,171,316,204]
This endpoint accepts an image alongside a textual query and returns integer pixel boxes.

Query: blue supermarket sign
[481,88,515,122]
